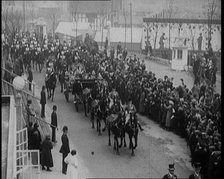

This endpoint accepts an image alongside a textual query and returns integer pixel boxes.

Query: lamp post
[13,76,26,92]
[13,76,26,129]
[23,1,26,32]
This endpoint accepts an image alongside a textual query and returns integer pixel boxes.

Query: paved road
[33,66,194,178]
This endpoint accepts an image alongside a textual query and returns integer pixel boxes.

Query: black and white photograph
[1,0,221,178]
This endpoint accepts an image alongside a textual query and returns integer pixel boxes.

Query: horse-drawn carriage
[71,78,100,112]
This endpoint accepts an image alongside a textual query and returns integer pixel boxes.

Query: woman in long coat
[41,135,53,171]
[64,150,78,179]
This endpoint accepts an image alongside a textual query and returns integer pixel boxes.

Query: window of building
[177,49,183,59]
[173,50,176,59]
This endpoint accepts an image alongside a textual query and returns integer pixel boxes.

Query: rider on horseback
[125,99,144,131]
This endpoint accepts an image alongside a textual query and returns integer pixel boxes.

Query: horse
[95,96,108,136]
[45,70,57,102]
[105,112,126,155]
[90,99,99,129]
[123,112,140,156]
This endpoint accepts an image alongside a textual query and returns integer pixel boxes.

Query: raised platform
[2,103,10,179]
[2,95,17,179]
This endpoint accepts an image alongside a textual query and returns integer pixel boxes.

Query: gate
[15,128,40,179]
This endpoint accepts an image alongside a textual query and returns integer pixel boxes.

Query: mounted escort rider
[125,99,144,131]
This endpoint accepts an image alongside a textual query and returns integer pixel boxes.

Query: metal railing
[15,150,40,179]
[23,109,58,129]
[2,67,36,97]
[1,79,40,101]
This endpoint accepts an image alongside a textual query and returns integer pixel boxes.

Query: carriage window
[177,50,183,59]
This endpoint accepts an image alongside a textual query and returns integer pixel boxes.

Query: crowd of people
[2,29,221,179]
[192,48,218,87]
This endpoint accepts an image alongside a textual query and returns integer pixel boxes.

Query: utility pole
[130,2,132,51]
[53,14,55,39]
[23,0,26,32]
[123,5,127,47]
[76,13,78,40]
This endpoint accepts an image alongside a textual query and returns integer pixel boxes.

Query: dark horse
[45,70,57,102]
[123,113,140,156]
[96,96,108,136]
[105,112,126,155]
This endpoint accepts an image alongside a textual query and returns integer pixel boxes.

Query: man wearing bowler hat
[59,126,70,175]
[163,163,177,179]
[189,162,204,179]
[51,105,58,143]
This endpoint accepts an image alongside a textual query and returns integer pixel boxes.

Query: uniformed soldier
[24,43,30,71]
[127,99,136,114]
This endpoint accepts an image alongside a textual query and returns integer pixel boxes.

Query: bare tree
[2,5,10,33]
[145,19,162,50]
[204,0,218,49]
[2,1,15,34]
[69,2,79,41]
[48,8,60,39]
[166,0,177,49]
[189,25,197,51]
[3,6,23,40]
[123,6,127,47]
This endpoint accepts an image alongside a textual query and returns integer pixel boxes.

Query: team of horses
[88,89,142,156]
[44,55,142,156]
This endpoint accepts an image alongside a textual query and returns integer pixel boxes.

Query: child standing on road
[64,150,78,179]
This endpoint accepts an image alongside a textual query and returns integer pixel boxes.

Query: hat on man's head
[62,126,68,132]
[168,163,175,170]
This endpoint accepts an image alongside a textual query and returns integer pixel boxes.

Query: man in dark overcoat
[14,57,23,76]
[40,86,46,118]
[27,122,33,149]
[27,66,33,91]
[59,126,70,175]
[189,162,204,179]
[51,105,58,143]
[32,123,42,150]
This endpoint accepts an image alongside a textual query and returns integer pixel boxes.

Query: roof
[55,22,94,37]
[94,27,142,43]
[143,18,221,25]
